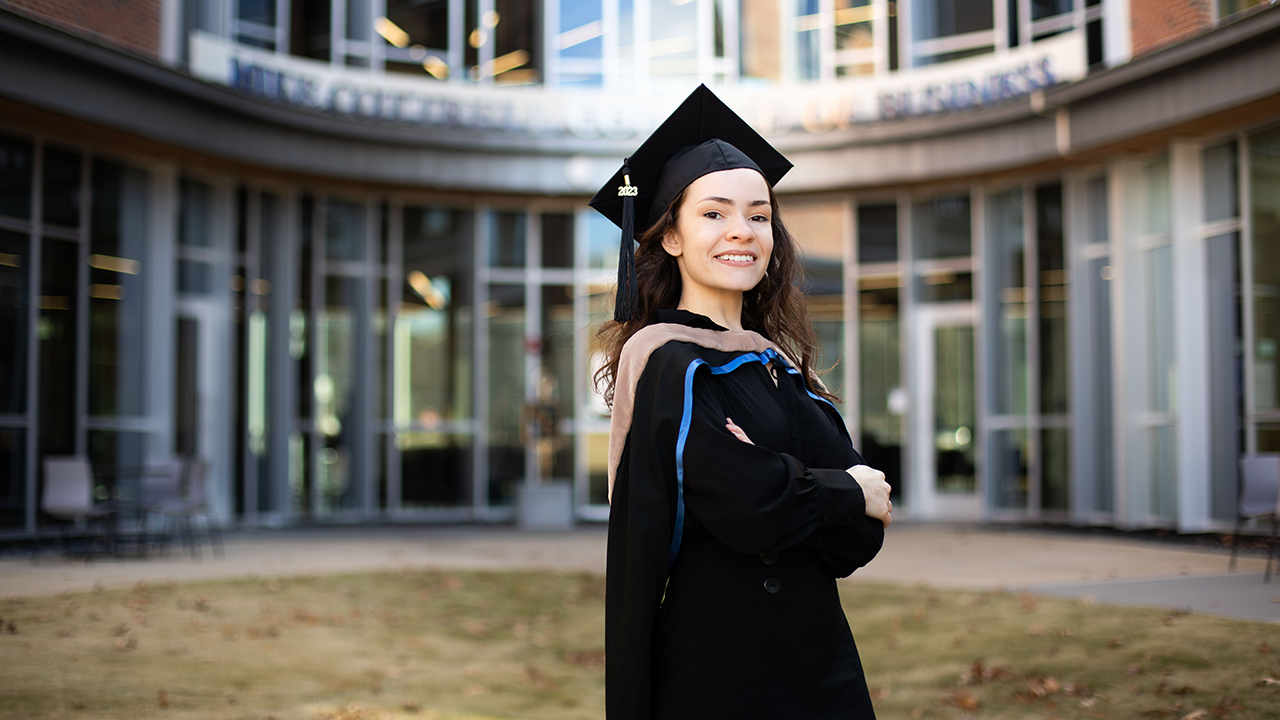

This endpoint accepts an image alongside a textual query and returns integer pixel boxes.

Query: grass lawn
[1,569,1277,719]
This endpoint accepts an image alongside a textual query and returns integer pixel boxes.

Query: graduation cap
[589,84,793,323]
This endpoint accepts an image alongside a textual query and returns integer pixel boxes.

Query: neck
[676,287,745,332]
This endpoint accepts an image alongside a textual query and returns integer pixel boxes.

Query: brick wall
[1131,0,1214,57]
[1,0,162,60]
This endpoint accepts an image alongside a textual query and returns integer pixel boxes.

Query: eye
[751,214,771,223]
[703,210,723,220]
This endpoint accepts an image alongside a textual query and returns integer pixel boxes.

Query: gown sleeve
[680,362,884,570]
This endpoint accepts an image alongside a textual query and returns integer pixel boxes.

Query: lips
[715,252,757,264]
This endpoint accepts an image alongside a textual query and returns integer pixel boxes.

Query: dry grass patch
[1,570,1278,719]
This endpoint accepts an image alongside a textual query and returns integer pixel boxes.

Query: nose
[726,213,755,242]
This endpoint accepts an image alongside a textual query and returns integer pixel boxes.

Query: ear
[661,229,683,258]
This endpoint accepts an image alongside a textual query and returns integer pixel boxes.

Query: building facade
[0,0,1277,536]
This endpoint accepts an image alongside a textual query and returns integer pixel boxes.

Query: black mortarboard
[589,84,793,322]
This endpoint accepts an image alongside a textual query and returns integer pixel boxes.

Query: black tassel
[614,160,638,323]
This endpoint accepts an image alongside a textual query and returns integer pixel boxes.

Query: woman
[590,85,892,720]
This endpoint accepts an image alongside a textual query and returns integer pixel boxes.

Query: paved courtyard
[2,522,1275,621]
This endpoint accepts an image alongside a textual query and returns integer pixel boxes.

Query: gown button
[760,552,778,566]
[763,577,781,594]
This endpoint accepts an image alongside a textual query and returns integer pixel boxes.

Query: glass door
[910,303,980,519]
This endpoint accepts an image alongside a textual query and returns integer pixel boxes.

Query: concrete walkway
[2,523,1274,621]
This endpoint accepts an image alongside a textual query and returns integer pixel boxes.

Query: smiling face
[661,168,774,314]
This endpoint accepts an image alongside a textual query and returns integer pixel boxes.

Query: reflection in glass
[398,206,474,507]
[0,230,28,414]
[858,278,902,499]
[1037,183,1068,415]
[914,193,971,259]
[541,213,574,268]
[89,160,148,418]
[587,211,619,270]
[1147,245,1174,414]
[1041,427,1069,511]
[586,432,610,505]
[992,428,1028,508]
[489,211,526,268]
[326,200,366,260]
[914,0,994,40]
[39,239,77,457]
[556,0,603,86]
[1143,155,1171,237]
[741,0,782,81]
[88,430,146,504]
[1203,142,1238,223]
[179,178,212,247]
[1250,128,1280,414]
[318,275,363,513]
[296,196,313,421]
[1087,257,1114,513]
[1086,176,1108,245]
[649,0,697,80]
[42,146,81,228]
[857,204,898,263]
[0,430,23,528]
[0,134,31,219]
[1151,424,1177,519]
[934,324,975,492]
[540,286,575,480]
[987,189,1027,415]
[585,285,614,505]
[175,318,200,459]
[917,270,973,302]
[487,283,525,504]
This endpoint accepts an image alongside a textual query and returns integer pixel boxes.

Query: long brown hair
[594,183,838,407]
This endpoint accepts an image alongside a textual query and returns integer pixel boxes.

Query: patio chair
[149,458,223,560]
[37,456,116,560]
[138,459,186,557]
[1230,454,1280,582]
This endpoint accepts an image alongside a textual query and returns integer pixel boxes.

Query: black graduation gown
[606,310,884,720]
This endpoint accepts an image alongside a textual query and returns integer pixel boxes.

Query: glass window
[539,285,575,480]
[541,213,574,268]
[650,0,699,81]
[1031,0,1072,21]
[1147,244,1174,414]
[178,260,213,295]
[1251,128,1280,415]
[399,206,474,509]
[0,134,32,220]
[1219,0,1265,19]
[1087,256,1114,514]
[556,0,604,86]
[934,323,976,492]
[741,0,782,81]
[1041,427,1069,511]
[858,276,903,499]
[42,146,81,228]
[238,0,275,25]
[0,429,24,529]
[89,160,148,418]
[179,178,212,247]
[992,428,1028,508]
[87,429,147,504]
[787,202,846,405]
[486,0,541,85]
[1086,176,1108,246]
[0,230,28,415]
[487,283,525,504]
[857,204,898,263]
[795,0,821,81]
[489,210,526,268]
[39,238,78,457]
[318,274,363,513]
[1037,183,1068,415]
[914,0,994,40]
[1203,141,1239,223]
[586,211,619,270]
[835,0,875,77]
[347,0,371,41]
[1142,155,1171,237]
[986,189,1027,416]
[325,200,366,261]
[290,0,332,60]
[914,193,971,259]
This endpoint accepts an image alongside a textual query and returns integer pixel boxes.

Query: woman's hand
[725,417,753,445]
[847,465,892,527]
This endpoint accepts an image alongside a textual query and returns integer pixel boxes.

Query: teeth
[717,254,755,262]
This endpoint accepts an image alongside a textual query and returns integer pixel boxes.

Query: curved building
[0,0,1277,536]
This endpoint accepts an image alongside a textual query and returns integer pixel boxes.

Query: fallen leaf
[1182,711,1207,720]
[1260,643,1272,655]
[1107,637,1125,648]
[945,690,980,711]
[158,690,170,708]
[1028,624,1048,635]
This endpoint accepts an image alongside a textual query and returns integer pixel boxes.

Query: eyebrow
[698,196,771,207]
